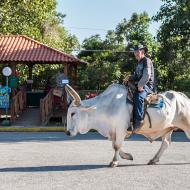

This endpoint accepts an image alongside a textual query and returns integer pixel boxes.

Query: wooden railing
[40,89,54,125]
[10,90,26,122]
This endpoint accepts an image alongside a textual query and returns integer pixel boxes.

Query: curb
[0,127,66,132]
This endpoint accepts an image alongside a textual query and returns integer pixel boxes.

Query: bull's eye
[71,113,75,117]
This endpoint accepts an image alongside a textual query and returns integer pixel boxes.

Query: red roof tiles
[0,35,85,64]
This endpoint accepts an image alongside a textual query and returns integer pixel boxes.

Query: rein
[144,102,152,128]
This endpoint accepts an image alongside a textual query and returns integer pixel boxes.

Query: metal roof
[0,35,86,64]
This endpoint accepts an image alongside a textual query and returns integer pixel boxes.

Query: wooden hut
[0,35,86,125]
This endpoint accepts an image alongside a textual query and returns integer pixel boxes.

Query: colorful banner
[0,94,9,109]
[0,86,11,95]
[0,86,11,109]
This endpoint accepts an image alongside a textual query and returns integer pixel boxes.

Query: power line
[66,49,132,53]
[67,26,111,31]
[66,25,160,32]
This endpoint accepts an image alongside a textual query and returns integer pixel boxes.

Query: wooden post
[68,64,77,87]
[64,63,68,77]
[11,63,17,76]
[28,64,33,79]
[69,64,73,86]
[73,64,77,86]
[27,64,34,91]
[10,63,17,96]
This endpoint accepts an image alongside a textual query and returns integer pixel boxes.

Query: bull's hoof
[147,159,157,165]
[119,151,133,161]
[109,161,119,168]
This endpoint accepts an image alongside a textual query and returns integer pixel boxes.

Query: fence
[10,90,26,122]
[40,89,54,125]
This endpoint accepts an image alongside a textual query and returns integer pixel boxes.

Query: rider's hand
[138,87,144,92]
[123,75,131,85]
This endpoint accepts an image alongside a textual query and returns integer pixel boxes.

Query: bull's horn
[65,84,81,106]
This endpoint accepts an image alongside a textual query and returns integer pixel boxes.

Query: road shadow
[0,132,189,143]
[0,132,106,143]
[128,132,190,142]
[0,162,190,173]
[119,162,190,167]
[0,164,108,172]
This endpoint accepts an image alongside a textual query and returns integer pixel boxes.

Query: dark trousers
[133,85,152,123]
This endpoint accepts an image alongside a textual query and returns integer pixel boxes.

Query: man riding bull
[123,44,155,132]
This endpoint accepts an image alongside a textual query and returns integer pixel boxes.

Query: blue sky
[57,0,163,44]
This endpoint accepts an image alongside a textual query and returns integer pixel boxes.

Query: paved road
[0,132,189,190]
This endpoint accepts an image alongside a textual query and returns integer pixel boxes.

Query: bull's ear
[65,84,81,106]
[66,93,73,105]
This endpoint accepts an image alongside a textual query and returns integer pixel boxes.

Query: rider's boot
[132,120,144,133]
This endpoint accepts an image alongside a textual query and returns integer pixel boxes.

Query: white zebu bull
[65,83,190,167]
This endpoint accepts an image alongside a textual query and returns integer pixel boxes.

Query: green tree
[0,0,56,39]
[0,0,79,50]
[112,12,158,78]
[78,35,120,90]
[78,12,157,90]
[0,0,79,89]
[153,0,190,91]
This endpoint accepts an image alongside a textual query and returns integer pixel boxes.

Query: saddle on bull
[65,83,190,167]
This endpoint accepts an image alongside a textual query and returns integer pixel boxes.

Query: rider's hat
[131,44,148,53]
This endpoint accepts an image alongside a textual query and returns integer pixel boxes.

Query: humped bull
[65,84,190,167]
